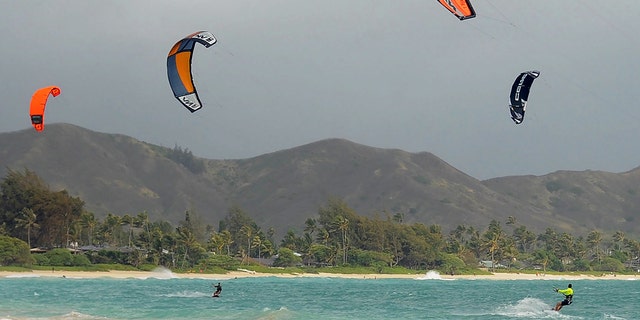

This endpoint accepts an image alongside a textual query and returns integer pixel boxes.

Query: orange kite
[30,86,61,132]
[437,0,476,20]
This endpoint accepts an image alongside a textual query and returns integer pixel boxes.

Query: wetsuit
[213,284,222,297]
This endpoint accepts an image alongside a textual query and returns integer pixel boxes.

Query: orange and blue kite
[167,31,217,112]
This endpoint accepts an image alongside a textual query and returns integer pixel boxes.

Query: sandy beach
[1,269,637,281]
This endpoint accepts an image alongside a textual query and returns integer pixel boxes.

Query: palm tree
[587,230,603,262]
[466,226,482,259]
[304,218,317,237]
[386,222,404,267]
[281,230,300,251]
[209,233,225,254]
[482,220,504,271]
[538,228,559,253]
[16,208,39,248]
[513,225,536,253]
[624,239,640,260]
[447,225,468,256]
[68,220,82,248]
[121,214,134,247]
[80,212,98,246]
[240,225,254,259]
[613,231,626,251]
[335,216,349,264]
[317,228,330,246]
[557,233,576,266]
[502,239,519,270]
[267,227,276,245]
[176,226,198,268]
[252,235,263,259]
[220,230,233,255]
[534,249,550,273]
[451,224,468,243]
[162,232,178,268]
[136,211,152,250]
[484,233,502,272]
[103,213,122,246]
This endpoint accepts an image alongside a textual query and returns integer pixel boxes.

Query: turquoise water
[1,273,638,319]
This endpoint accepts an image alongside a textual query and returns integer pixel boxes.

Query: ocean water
[1,271,638,320]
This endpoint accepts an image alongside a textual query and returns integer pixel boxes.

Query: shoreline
[1,269,638,281]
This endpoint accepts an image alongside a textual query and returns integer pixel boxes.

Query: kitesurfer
[212,282,222,297]
[553,284,573,311]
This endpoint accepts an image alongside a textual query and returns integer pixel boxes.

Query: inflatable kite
[167,31,217,112]
[509,71,540,124]
[29,86,61,132]
[437,0,476,20]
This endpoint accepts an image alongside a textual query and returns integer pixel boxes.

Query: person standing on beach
[212,283,222,297]
[553,284,573,311]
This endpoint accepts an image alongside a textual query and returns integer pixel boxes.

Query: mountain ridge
[1,123,638,237]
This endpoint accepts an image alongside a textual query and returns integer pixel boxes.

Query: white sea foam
[1,311,108,320]
[51,311,108,319]
[5,274,40,278]
[415,270,455,280]
[160,290,209,298]
[493,297,580,319]
[147,267,178,279]
[257,306,292,320]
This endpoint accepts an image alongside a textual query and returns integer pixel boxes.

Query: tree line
[1,168,639,273]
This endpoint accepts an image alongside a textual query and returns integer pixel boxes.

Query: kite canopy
[167,31,217,113]
[437,0,476,20]
[509,71,540,124]
[29,86,61,132]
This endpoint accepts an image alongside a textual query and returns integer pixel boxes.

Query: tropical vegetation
[1,169,639,274]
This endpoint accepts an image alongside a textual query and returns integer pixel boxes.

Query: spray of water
[493,297,575,319]
[416,270,454,280]
[149,267,178,279]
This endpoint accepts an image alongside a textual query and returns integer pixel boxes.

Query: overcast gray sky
[1,0,639,180]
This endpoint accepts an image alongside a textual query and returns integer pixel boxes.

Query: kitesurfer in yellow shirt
[553,284,573,311]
